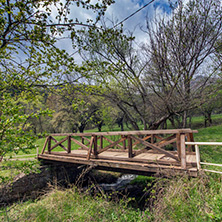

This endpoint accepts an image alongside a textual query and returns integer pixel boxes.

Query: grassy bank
[0,187,151,222]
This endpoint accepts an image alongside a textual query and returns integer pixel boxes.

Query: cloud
[46,0,175,62]
[103,0,173,43]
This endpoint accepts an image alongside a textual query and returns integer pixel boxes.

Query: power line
[113,0,155,28]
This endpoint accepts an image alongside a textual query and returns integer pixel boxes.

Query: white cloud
[45,0,174,62]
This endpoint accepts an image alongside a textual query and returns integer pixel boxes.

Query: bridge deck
[38,149,198,176]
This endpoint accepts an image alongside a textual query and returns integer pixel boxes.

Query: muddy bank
[0,163,154,210]
[0,164,119,205]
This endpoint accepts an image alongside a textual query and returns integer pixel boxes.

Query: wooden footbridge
[38,129,199,177]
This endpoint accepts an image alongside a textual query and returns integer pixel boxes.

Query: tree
[76,0,222,130]
[50,85,104,133]
[76,27,153,130]
[142,0,222,128]
[0,0,114,162]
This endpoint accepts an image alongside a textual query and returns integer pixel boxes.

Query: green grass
[0,188,151,222]
[150,176,222,222]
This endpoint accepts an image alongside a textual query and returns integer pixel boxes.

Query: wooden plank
[97,137,126,154]
[41,137,49,154]
[103,136,124,149]
[186,142,222,146]
[158,138,177,148]
[50,136,68,152]
[134,147,149,157]
[51,136,68,152]
[38,154,197,176]
[156,134,176,145]
[82,136,91,143]
[71,137,89,150]
[42,151,196,167]
[130,135,179,161]
[49,129,198,137]
[86,137,94,160]
[180,134,186,169]
[133,135,151,147]
[154,135,163,140]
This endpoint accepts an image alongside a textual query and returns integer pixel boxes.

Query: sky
[55,0,175,60]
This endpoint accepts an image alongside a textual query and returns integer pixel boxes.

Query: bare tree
[76,0,222,130]
[143,0,222,127]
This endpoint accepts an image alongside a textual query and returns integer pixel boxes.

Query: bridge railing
[185,142,222,174]
[40,129,198,169]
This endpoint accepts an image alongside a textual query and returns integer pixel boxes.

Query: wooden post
[195,144,201,170]
[128,135,133,158]
[68,136,71,153]
[151,134,154,144]
[48,136,51,154]
[122,135,126,150]
[189,133,195,151]
[180,133,186,169]
[81,136,84,145]
[176,133,181,160]
[100,136,103,149]
[186,133,192,152]
[93,135,98,158]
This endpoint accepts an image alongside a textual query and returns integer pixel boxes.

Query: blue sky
[53,0,176,60]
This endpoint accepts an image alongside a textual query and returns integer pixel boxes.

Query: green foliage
[0,160,40,183]
[0,92,50,160]
[0,0,115,177]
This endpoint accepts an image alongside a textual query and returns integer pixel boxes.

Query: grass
[1,115,222,221]
[150,175,222,222]
[0,187,151,222]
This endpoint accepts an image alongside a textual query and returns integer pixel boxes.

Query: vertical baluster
[48,136,51,154]
[122,135,126,150]
[81,136,84,145]
[128,135,133,158]
[180,133,186,169]
[151,134,154,144]
[94,135,98,158]
[100,136,103,149]
[176,133,181,160]
[68,136,71,153]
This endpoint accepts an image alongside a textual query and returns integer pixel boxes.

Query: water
[99,174,137,191]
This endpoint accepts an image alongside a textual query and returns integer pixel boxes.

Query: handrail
[185,142,222,146]
[48,129,197,137]
[4,147,39,161]
[185,141,222,174]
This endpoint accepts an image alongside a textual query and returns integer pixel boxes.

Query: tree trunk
[182,111,187,128]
